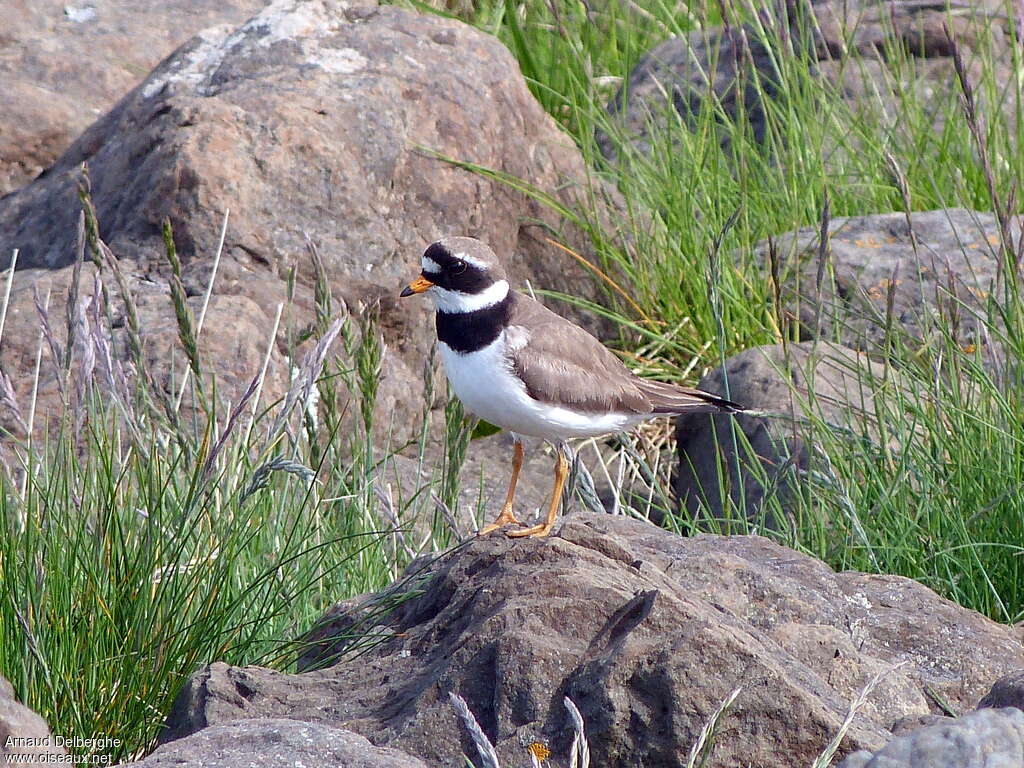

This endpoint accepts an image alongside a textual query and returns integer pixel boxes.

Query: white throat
[432,279,510,313]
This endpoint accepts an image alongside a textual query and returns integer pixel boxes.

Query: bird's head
[400,237,510,313]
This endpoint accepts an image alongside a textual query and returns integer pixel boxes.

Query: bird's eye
[451,260,467,275]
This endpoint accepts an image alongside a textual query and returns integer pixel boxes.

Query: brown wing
[633,378,741,414]
[506,293,653,414]
[507,293,742,416]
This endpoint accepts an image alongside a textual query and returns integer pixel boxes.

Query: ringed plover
[401,236,740,538]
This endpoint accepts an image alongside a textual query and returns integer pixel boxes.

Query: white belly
[438,334,642,441]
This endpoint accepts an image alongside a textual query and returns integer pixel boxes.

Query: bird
[400,236,741,539]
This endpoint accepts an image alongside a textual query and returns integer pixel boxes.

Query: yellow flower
[527,741,551,761]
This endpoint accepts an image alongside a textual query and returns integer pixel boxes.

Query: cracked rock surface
[160,513,1024,767]
[753,209,1019,356]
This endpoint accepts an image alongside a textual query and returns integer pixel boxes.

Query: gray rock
[603,0,1010,160]
[159,513,1023,767]
[0,0,623,444]
[0,0,270,195]
[121,718,428,767]
[674,342,899,524]
[0,675,66,760]
[757,208,1018,358]
[808,0,1008,61]
[837,707,1024,768]
[978,669,1024,710]
[598,24,781,160]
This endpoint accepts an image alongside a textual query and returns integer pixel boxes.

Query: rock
[122,718,428,767]
[978,669,1024,710]
[757,209,1018,357]
[808,0,1007,61]
[674,342,897,524]
[0,0,269,195]
[0,0,622,443]
[888,713,953,736]
[159,513,1024,766]
[602,0,1009,159]
[837,707,1024,768]
[598,24,780,160]
[0,675,66,760]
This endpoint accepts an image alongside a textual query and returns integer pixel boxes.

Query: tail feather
[636,379,742,415]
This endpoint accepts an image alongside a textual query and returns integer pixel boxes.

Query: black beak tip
[400,286,414,298]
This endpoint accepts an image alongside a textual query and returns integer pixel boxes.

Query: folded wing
[506,294,740,415]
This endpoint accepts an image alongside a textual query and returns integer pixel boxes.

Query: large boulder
[598,23,781,159]
[158,513,1024,767]
[121,718,429,768]
[0,0,622,443]
[0,0,269,195]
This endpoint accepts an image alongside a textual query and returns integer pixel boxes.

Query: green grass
[0,212,474,760]
[4,0,1024,761]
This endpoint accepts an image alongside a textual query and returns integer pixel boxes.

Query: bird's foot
[477,507,525,536]
[506,522,554,539]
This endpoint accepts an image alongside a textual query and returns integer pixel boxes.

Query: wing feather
[507,294,652,414]
[506,293,742,416]
[634,378,741,413]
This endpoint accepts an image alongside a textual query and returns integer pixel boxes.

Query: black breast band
[436,294,514,354]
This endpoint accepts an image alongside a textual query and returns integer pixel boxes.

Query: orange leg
[507,449,569,539]
[478,441,526,536]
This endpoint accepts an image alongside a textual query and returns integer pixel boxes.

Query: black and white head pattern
[420,238,510,314]
[422,238,514,353]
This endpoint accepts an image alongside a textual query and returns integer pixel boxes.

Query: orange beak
[400,275,434,297]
